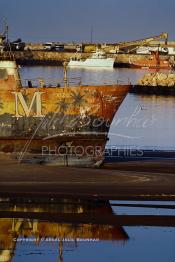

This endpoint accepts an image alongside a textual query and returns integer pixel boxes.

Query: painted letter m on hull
[12,92,44,117]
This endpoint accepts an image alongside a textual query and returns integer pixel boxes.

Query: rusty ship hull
[126,51,174,70]
[127,61,173,70]
[123,51,174,70]
[0,60,130,166]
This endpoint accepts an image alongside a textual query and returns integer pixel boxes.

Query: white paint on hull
[68,50,115,68]
[0,60,18,76]
[68,58,115,68]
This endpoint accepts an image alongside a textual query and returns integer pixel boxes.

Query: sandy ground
[0,157,175,200]
[104,159,175,174]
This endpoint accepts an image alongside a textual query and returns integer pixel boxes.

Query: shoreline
[0,157,175,201]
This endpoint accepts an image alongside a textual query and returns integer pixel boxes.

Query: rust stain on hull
[0,60,130,165]
[127,52,174,69]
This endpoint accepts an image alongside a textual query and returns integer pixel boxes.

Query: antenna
[3,18,9,42]
[90,25,93,44]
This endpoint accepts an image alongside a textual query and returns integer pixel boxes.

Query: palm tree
[0,98,4,111]
[70,91,86,108]
[55,98,69,113]
[54,98,70,131]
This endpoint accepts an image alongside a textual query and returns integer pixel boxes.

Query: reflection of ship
[0,50,130,166]
[68,50,115,68]
[127,51,174,69]
[0,198,128,262]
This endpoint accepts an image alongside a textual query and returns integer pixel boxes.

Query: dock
[0,158,175,201]
[12,50,171,67]
[130,85,175,95]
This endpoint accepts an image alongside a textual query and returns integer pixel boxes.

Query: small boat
[128,51,174,69]
[68,50,115,68]
[0,51,130,167]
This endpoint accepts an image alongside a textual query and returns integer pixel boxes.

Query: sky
[0,0,175,43]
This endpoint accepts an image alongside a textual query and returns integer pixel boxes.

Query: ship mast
[63,62,69,87]
[3,18,9,43]
[0,21,22,88]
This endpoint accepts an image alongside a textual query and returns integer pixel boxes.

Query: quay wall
[12,51,173,66]
[14,51,88,65]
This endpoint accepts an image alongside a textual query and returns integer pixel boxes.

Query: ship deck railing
[22,77,130,88]
[82,78,130,86]
[22,77,82,88]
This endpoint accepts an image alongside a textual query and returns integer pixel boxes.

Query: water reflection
[0,198,128,262]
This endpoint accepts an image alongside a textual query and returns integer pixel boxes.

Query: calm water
[0,198,174,262]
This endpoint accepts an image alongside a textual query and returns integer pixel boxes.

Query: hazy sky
[0,0,175,42]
